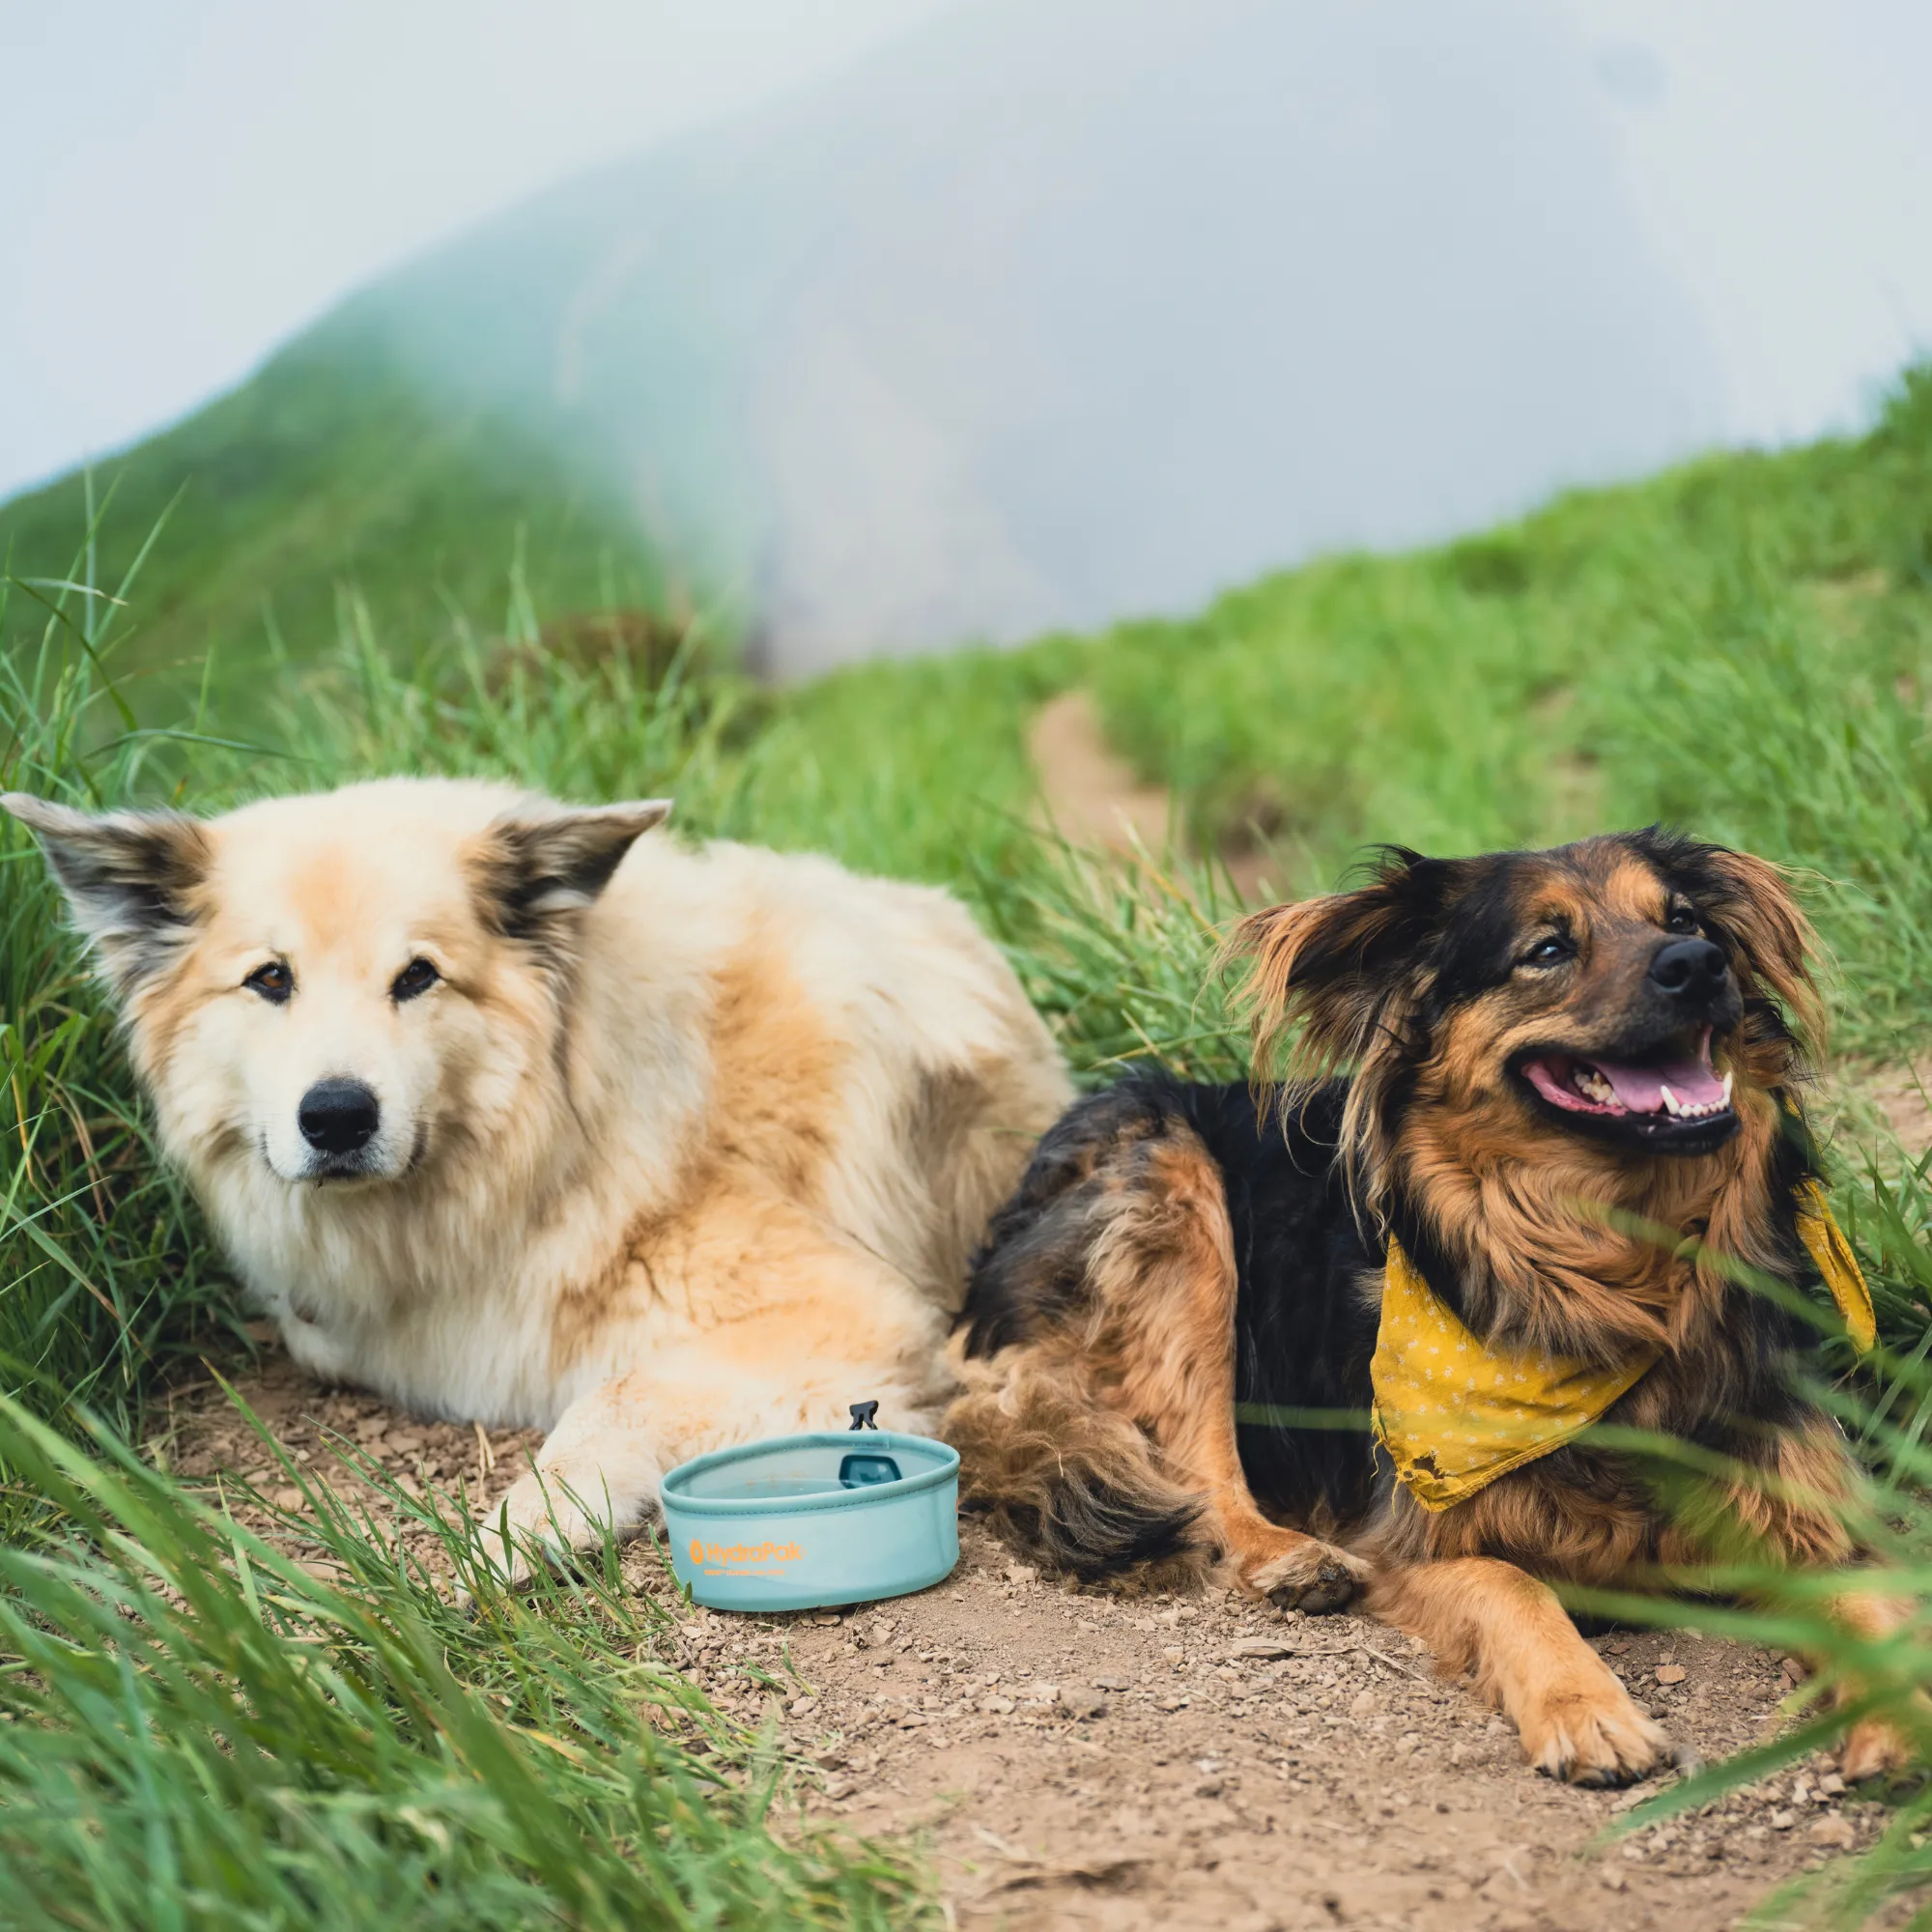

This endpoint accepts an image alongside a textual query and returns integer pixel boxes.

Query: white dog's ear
[476,799,671,940]
[2,792,213,995]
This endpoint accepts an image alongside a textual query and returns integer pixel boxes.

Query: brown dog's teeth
[1571,1063,1616,1107]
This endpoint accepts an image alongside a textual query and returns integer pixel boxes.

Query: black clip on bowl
[840,1400,898,1487]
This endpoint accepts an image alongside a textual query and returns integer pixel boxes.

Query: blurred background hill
[6,0,1928,684]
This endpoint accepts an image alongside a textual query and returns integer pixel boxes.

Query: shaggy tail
[944,1337,1206,1584]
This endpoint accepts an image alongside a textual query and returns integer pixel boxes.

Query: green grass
[8,362,1932,1925]
[0,331,668,724]
[1090,364,1932,1053]
[1,543,242,1436]
[0,1391,925,1930]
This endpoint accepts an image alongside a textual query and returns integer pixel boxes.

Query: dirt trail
[1028,690,1176,858]
[1840,1062,1932,1160]
[1028,689,1279,902]
[163,1355,1901,1932]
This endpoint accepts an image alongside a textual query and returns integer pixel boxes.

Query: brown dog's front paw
[1840,1716,1914,1783]
[1246,1538,1371,1615]
[1520,1681,1672,1788]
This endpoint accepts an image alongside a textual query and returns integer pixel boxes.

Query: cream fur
[6,777,1071,1577]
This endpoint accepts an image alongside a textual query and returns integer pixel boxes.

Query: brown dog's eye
[1520,936,1573,968]
[244,961,293,1004]
[391,957,440,1003]
[1665,905,1699,934]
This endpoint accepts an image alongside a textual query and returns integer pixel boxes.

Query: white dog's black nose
[298,1078,380,1154]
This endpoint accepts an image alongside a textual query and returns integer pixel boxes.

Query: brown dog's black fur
[947,831,1909,1784]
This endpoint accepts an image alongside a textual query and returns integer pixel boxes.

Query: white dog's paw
[449,1522,539,1611]
[457,1472,595,1601]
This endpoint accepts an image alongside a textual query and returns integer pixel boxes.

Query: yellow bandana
[1370,1180,1876,1512]
[1793,1183,1877,1353]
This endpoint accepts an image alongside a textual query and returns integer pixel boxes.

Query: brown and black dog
[947,831,1908,1785]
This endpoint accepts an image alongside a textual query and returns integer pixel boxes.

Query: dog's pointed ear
[1226,846,1457,1084]
[475,798,671,940]
[2,792,212,996]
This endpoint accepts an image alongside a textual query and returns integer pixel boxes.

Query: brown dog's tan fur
[1094,1131,1359,1600]
[1371,1558,1668,1781]
[947,1120,1367,1603]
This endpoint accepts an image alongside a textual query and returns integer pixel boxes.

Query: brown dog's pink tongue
[1594,1056,1726,1113]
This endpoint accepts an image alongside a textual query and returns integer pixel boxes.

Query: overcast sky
[3,0,1929,506]
[1567,0,1932,441]
[0,0,949,500]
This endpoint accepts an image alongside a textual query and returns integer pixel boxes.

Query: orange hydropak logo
[687,1535,807,1578]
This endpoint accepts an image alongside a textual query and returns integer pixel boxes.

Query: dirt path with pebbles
[156,1352,1913,1932]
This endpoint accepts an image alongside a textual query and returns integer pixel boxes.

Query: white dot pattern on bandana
[1370,1188,1873,1510]
[1370,1237,1656,1509]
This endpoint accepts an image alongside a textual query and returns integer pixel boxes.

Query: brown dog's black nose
[1648,938,1729,1002]
[298,1078,380,1154]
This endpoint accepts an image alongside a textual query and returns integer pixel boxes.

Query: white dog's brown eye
[243,961,293,1004]
[392,957,440,1003]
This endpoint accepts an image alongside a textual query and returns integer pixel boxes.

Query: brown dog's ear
[1227,846,1459,1086]
[1690,844,1824,1055]
[2,792,212,997]
[473,798,671,943]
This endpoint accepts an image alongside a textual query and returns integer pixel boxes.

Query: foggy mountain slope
[305,0,1728,670]
[762,0,1721,656]
[4,0,1720,677]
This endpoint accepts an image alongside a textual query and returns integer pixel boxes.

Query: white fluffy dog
[6,779,1070,1577]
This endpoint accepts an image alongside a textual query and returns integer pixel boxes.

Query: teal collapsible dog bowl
[662,1415,958,1612]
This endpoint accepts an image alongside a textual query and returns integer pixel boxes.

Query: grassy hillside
[1089,363,1932,1054]
[0,327,666,717]
[11,359,1932,1421]
[7,364,1932,1923]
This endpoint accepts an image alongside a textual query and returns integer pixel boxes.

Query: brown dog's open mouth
[1522,1028,1731,1122]
[1516,1027,1738,1150]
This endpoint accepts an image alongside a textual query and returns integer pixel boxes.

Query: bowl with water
[660,1406,959,1611]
